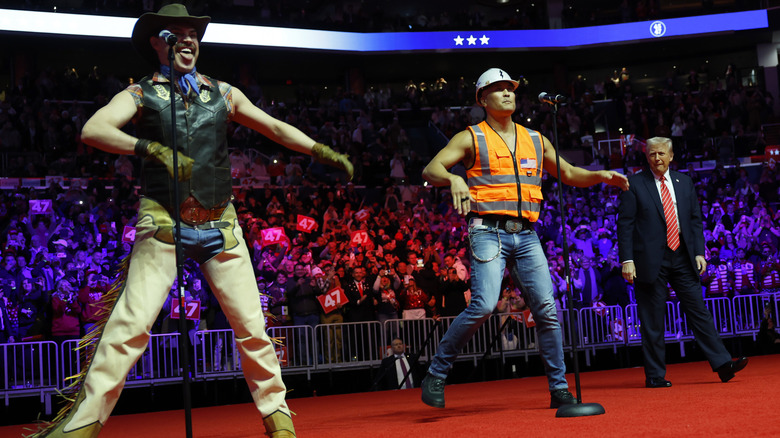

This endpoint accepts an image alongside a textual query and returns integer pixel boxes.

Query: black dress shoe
[717,356,748,383]
[645,378,672,388]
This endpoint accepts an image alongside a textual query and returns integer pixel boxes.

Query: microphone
[538,92,567,104]
[159,30,177,46]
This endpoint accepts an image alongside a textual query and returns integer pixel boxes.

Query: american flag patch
[520,158,537,169]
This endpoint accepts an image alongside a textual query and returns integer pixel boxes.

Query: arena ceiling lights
[0,8,768,52]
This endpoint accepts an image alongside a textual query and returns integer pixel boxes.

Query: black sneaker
[550,389,578,408]
[421,374,445,408]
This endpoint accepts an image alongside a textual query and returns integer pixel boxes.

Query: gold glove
[134,139,194,181]
[311,142,353,181]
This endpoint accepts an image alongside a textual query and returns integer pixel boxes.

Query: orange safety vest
[466,121,544,221]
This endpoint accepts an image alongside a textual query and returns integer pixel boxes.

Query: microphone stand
[548,99,605,418]
[166,43,194,437]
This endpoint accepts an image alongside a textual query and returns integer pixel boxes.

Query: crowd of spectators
[1,56,776,186]
[1,148,780,350]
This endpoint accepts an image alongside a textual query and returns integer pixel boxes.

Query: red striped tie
[660,175,680,251]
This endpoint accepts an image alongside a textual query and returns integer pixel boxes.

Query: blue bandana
[160,65,199,95]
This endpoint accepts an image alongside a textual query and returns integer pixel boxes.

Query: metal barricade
[677,297,734,339]
[64,332,184,386]
[60,339,83,388]
[623,301,681,344]
[665,301,682,341]
[733,292,778,336]
[140,333,183,383]
[1,340,59,414]
[193,329,238,377]
[312,321,382,366]
[267,325,315,369]
[440,315,486,359]
[314,322,346,368]
[3,341,59,390]
[558,309,575,350]
[707,296,736,337]
[381,318,440,363]
[577,305,625,348]
[493,313,538,354]
[766,293,780,327]
[7,298,780,414]
[624,304,642,344]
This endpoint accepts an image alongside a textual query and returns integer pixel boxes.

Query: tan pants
[319,313,344,363]
[66,199,289,430]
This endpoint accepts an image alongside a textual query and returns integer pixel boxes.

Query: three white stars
[454,34,490,46]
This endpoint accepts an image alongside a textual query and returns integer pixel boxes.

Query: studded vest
[135,74,232,212]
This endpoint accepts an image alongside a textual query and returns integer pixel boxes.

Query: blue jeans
[428,223,568,391]
[178,226,224,263]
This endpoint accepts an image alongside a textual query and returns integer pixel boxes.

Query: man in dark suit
[343,266,375,323]
[373,337,418,390]
[618,136,747,388]
[342,266,375,361]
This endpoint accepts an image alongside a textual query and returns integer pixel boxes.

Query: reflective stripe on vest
[467,121,544,220]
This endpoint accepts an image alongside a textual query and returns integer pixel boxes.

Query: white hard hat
[475,68,519,104]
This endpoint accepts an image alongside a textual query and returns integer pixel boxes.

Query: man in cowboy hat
[35,4,352,438]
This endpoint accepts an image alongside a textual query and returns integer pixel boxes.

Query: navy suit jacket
[343,278,375,322]
[618,169,705,283]
[374,353,418,390]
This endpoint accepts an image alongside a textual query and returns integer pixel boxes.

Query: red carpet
[4,355,779,437]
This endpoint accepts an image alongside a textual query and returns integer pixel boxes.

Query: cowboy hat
[131,3,210,66]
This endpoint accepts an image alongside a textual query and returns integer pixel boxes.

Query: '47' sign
[261,227,286,246]
[317,287,348,314]
[296,215,317,233]
[350,230,370,246]
[29,199,53,214]
[171,300,201,321]
[122,226,137,243]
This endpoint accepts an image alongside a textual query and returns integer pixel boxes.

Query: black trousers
[634,241,732,379]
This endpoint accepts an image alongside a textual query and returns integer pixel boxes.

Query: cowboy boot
[263,410,295,438]
[33,391,102,438]
[39,421,102,438]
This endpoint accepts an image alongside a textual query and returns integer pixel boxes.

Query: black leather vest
[135,74,232,212]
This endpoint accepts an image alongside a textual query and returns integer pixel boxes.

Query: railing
[2,292,779,414]
[1,340,59,414]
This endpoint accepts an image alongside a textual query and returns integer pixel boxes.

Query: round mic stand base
[556,402,606,417]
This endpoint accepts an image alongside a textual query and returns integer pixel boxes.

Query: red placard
[765,145,780,162]
[354,208,371,222]
[521,309,536,328]
[261,227,286,246]
[170,300,201,321]
[317,287,348,314]
[350,230,370,246]
[29,199,53,214]
[296,214,317,233]
[121,226,137,243]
